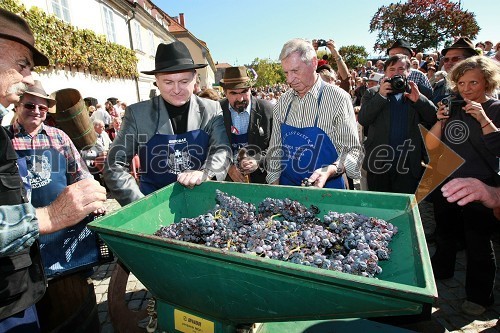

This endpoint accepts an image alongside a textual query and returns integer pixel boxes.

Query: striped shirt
[266,77,362,183]
[10,123,90,184]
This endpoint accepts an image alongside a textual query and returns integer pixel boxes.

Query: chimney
[179,13,185,27]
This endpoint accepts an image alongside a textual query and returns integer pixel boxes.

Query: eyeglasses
[442,56,466,63]
[22,102,49,112]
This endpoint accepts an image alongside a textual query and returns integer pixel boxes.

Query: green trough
[88,181,437,331]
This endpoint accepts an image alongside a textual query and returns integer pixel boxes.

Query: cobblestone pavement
[91,198,500,332]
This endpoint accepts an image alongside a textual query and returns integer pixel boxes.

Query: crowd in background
[208,38,500,107]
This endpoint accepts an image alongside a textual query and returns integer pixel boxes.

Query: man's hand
[378,79,392,98]
[239,156,258,175]
[307,164,338,188]
[442,178,500,221]
[38,178,107,234]
[404,81,420,103]
[177,170,207,188]
[227,165,248,183]
[326,40,339,56]
[442,178,500,210]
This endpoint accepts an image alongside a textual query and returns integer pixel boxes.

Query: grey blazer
[103,95,231,206]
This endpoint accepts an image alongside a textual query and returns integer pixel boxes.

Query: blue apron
[138,107,210,195]
[231,132,248,159]
[279,82,345,189]
[17,157,31,201]
[16,144,99,278]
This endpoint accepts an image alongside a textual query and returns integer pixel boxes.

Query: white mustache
[6,82,28,95]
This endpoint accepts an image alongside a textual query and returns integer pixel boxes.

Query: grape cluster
[154,191,398,278]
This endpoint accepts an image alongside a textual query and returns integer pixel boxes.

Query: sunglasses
[442,56,466,63]
[22,102,49,112]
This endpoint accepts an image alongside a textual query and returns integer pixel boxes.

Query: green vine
[1,0,138,78]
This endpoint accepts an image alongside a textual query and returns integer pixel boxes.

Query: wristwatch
[332,162,345,177]
[202,168,216,180]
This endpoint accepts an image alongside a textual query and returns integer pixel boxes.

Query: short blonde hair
[447,56,500,95]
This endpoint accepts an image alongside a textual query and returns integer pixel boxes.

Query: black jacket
[358,87,437,182]
[0,126,46,320]
[220,96,273,184]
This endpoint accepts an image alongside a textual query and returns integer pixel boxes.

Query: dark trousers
[431,184,496,306]
[366,166,420,194]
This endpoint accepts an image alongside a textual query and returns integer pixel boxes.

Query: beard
[233,100,248,113]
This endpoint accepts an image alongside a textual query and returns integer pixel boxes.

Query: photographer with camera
[387,39,433,99]
[312,39,350,93]
[426,55,500,316]
[358,54,437,194]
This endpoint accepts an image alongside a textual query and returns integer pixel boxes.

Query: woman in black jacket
[427,56,500,316]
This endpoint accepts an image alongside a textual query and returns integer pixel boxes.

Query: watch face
[204,169,216,179]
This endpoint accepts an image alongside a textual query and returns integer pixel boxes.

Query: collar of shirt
[229,103,251,135]
[0,104,8,119]
[394,93,403,101]
[12,121,47,137]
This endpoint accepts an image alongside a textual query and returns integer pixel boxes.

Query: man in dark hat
[103,41,231,205]
[219,66,273,184]
[0,8,106,332]
[440,37,477,73]
[387,38,433,99]
[432,37,478,103]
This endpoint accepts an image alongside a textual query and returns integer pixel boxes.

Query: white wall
[35,67,137,106]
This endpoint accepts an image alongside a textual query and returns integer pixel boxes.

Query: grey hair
[93,119,105,126]
[434,70,447,79]
[279,38,316,65]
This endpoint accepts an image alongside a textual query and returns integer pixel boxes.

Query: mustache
[6,82,28,95]
[234,100,249,112]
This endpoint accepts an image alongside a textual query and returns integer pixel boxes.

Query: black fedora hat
[441,37,477,56]
[387,38,413,56]
[220,66,254,90]
[0,8,49,66]
[142,41,207,75]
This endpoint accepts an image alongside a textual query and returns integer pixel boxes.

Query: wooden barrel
[35,273,100,333]
[50,89,97,151]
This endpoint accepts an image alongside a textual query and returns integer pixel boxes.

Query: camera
[441,96,465,116]
[317,39,327,47]
[385,75,409,94]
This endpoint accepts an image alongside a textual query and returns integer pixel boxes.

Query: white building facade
[17,0,215,106]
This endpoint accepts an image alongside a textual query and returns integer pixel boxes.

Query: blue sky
[156,0,498,66]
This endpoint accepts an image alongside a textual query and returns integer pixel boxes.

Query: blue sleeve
[0,203,40,255]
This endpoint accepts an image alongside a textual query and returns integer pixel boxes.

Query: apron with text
[279,82,345,189]
[138,110,210,195]
[231,132,249,162]
[16,144,99,278]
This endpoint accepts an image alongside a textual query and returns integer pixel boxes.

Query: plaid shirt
[10,122,90,184]
[408,69,433,98]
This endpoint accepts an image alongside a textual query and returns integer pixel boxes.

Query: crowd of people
[1,6,500,332]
